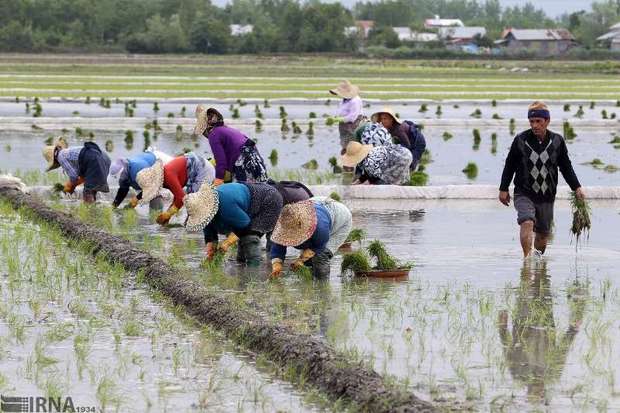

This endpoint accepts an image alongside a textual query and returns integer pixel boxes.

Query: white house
[438,26,486,42]
[392,27,439,42]
[424,15,464,30]
[596,22,620,50]
[230,24,253,37]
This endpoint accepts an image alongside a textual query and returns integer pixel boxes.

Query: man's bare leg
[534,232,549,254]
[520,220,534,257]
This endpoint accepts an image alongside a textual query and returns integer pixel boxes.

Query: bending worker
[137,151,214,225]
[269,197,352,279]
[184,182,283,265]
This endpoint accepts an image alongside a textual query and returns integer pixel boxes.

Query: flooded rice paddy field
[1,99,619,186]
[0,202,326,412]
[42,197,620,411]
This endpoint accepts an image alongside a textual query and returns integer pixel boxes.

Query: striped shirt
[57,147,82,182]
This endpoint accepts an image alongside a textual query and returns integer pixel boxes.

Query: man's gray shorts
[514,192,554,234]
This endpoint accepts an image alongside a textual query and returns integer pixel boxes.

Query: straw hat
[193,105,224,136]
[329,80,360,99]
[185,183,220,232]
[42,137,68,171]
[136,160,164,205]
[270,200,318,247]
[341,141,373,168]
[371,107,401,125]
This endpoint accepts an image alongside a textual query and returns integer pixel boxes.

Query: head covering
[184,183,220,232]
[270,200,318,247]
[146,146,174,165]
[193,105,224,136]
[528,101,550,120]
[42,137,68,171]
[110,158,128,178]
[341,141,373,168]
[329,80,359,99]
[371,107,401,125]
[136,160,164,205]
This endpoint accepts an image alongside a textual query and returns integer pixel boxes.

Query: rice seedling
[279,106,287,119]
[254,105,263,119]
[583,158,604,168]
[167,112,174,118]
[409,171,428,186]
[575,105,585,118]
[329,156,342,174]
[341,251,372,274]
[4,144,12,153]
[309,112,317,118]
[462,162,478,180]
[302,159,318,170]
[345,228,366,246]
[608,136,620,145]
[570,192,591,248]
[563,121,577,139]
[75,127,84,137]
[72,110,79,116]
[491,133,498,155]
[590,101,596,109]
[563,103,571,112]
[611,112,617,119]
[292,121,303,134]
[601,109,608,119]
[232,107,240,119]
[435,105,442,117]
[367,240,398,270]
[281,118,289,133]
[269,149,278,166]
[491,99,497,107]
[492,113,502,119]
[442,131,453,141]
[603,164,618,173]
[509,118,516,135]
[472,129,481,150]
[329,192,341,201]
[470,108,482,118]
[419,104,428,113]
[306,122,314,136]
[105,140,114,152]
[153,102,159,112]
[263,98,270,108]
[255,119,263,132]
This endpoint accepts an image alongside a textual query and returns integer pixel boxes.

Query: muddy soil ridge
[0,185,435,413]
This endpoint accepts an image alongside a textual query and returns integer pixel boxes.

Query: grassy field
[1,54,619,100]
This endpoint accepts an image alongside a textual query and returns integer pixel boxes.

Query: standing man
[499,101,585,257]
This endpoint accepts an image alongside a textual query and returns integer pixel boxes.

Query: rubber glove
[213,178,225,187]
[129,196,139,208]
[290,249,315,270]
[218,233,239,253]
[63,180,76,194]
[156,205,179,225]
[205,242,217,261]
[271,258,283,278]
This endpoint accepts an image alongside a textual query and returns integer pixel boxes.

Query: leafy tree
[367,25,401,48]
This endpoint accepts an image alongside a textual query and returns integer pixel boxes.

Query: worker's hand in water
[270,259,283,278]
[218,233,239,253]
[129,197,139,208]
[290,259,305,271]
[575,187,586,200]
[291,249,315,270]
[63,181,76,194]
[213,178,225,187]
[156,205,179,225]
[205,242,216,261]
[499,191,511,206]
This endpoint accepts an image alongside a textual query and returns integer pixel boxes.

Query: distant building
[439,26,486,44]
[424,15,464,30]
[495,28,576,55]
[229,24,253,37]
[392,27,439,43]
[345,20,375,39]
[596,22,620,51]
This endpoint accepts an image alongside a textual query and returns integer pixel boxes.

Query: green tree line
[0,0,618,53]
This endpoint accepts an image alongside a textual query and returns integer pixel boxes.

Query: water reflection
[498,259,586,403]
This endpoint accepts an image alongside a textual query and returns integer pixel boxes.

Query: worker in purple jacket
[193,105,268,186]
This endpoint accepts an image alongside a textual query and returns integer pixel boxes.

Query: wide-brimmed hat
[341,141,373,168]
[193,105,224,136]
[371,107,401,125]
[185,183,220,232]
[136,160,164,205]
[270,200,318,247]
[329,80,359,99]
[42,137,68,171]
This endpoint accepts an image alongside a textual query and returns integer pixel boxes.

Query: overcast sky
[212,0,597,18]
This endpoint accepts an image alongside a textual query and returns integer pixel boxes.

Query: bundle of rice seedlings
[462,162,478,180]
[345,228,366,244]
[329,192,341,201]
[341,251,371,274]
[293,264,313,279]
[52,183,65,193]
[442,131,453,141]
[570,192,591,247]
[367,240,398,270]
[409,171,428,186]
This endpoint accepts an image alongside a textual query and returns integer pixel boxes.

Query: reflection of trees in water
[498,259,587,402]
